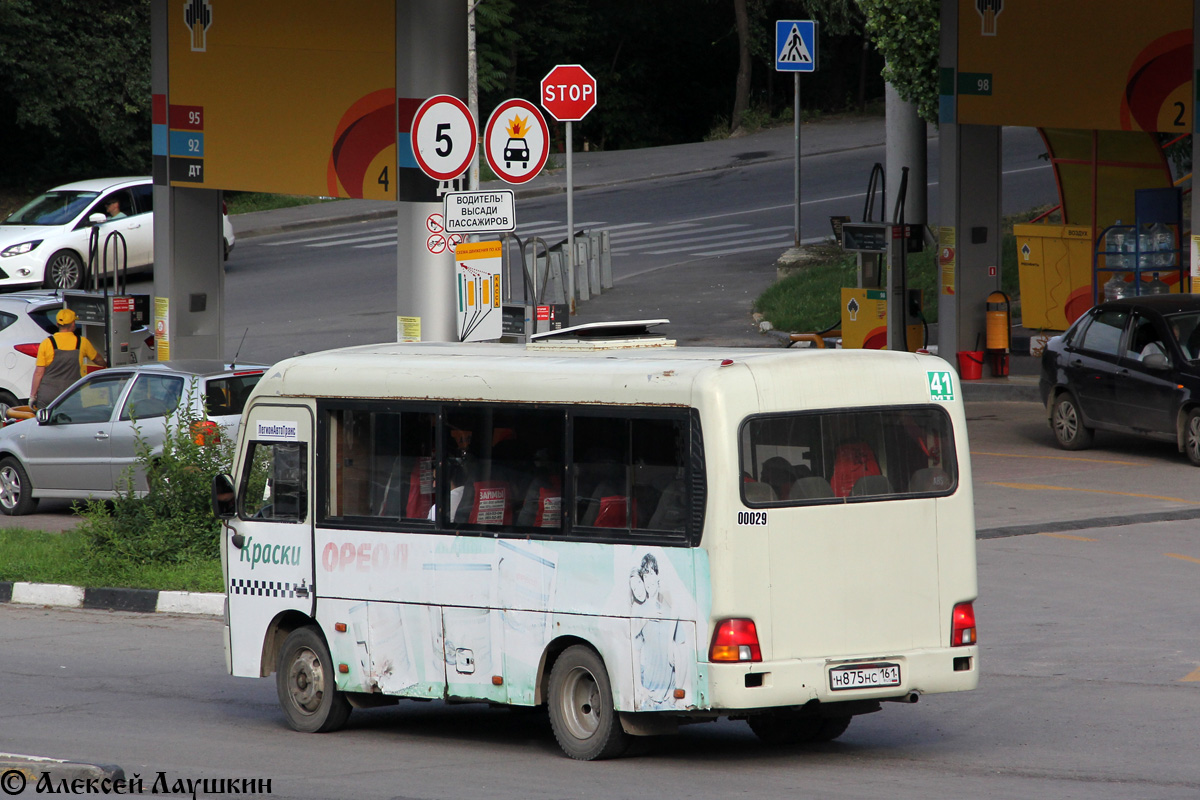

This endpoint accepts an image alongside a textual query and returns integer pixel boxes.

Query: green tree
[858,0,940,123]
[0,0,152,186]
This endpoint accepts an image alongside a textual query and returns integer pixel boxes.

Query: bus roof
[250,342,955,410]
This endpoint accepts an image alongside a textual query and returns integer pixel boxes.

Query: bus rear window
[740,406,956,505]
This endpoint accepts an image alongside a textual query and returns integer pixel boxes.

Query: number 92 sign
[411,95,477,182]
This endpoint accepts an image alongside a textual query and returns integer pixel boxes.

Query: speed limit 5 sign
[411,94,477,181]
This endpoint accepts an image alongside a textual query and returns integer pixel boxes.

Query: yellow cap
[56,308,77,326]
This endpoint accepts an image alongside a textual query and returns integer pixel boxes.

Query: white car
[0,177,235,291]
[0,360,266,515]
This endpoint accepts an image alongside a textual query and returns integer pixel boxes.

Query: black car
[1039,295,1200,465]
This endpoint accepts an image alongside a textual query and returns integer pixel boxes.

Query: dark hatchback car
[1040,295,1200,465]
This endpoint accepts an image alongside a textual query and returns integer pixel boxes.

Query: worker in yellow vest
[30,308,107,408]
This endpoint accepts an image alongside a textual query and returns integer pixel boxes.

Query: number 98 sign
[411,95,477,182]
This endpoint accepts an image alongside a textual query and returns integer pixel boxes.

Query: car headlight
[1,240,43,257]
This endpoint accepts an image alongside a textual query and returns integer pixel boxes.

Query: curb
[0,753,124,790]
[0,581,222,616]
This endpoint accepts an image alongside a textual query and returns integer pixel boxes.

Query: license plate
[829,663,901,691]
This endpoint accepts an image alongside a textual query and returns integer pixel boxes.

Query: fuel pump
[838,164,925,350]
[62,214,150,367]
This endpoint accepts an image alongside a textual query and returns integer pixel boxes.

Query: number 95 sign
[411,95,477,181]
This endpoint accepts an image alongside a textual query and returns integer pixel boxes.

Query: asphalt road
[2,511,1197,799]
[6,125,1198,795]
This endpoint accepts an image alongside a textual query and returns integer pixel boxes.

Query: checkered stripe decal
[229,578,299,598]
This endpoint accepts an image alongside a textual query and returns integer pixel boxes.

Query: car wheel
[1184,408,1200,467]
[43,250,84,290]
[223,238,231,262]
[0,456,39,516]
[547,645,628,760]
[276,626,352,733]
[1052,392,1093,450]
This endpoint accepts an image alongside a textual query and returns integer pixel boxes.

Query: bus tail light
[951,602,977,646]
[710,618,762,662]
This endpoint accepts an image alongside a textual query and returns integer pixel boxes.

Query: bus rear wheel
[547,645,628,760]
[276,626,351,733]
[748,712,852,745]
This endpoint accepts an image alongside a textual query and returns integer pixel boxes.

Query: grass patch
[755,231,1021,334]
[224,192,338,215]
[0,528,221,592]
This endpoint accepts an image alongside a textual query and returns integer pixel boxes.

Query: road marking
[1181,666,1200,682]
[641,225,795,251]
[990,482,1198,505]
[972,450,1142,466]
[703,237,797,256]
[1037,532,1097,541]
[617,226,795,255]
[260,226,396,246]
[612,223,732,246]
[307,233,397,248]
[1166,553,1200,565]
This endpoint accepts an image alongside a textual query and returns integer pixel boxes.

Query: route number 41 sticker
[928,370,954,401]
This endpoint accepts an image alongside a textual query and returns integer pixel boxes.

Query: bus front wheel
[276,626,352,733]
[547,645,628,760]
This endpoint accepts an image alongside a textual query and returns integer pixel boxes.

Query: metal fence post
[574,239,591,301]
[599,230,612,290]
[587,232,601,295]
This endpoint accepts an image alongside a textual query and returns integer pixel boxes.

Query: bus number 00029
[737,511,768,526]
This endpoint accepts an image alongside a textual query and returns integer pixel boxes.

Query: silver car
[0,360,265,515]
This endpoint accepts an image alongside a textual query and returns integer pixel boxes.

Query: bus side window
[445,406,564,532]
[241,441,308,522]
[573,415,688,533]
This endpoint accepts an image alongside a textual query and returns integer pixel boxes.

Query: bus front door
[226,405,316,678]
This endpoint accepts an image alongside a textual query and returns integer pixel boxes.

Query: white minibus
[213,336,978,759]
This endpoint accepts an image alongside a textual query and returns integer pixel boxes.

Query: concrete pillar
[395,1,468,342]
[1192,0,1200,292]
[885,81,927,227]
[150,0,224,361]
[937,0,1003,366]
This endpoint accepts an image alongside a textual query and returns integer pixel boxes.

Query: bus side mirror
[212,473,237,520]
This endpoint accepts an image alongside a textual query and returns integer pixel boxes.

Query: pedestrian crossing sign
[776,20,818,73]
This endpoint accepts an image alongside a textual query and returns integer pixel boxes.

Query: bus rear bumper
[702,646,980,712]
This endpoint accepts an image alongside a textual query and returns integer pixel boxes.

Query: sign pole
[566,120,575,304]
[775,20,817,247]
[794,73,801,246]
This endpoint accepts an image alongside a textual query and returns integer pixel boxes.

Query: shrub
[76,386,233,566]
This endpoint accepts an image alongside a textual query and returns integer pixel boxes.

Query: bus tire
[547,645,628,760]
[748,712,853,745]
[811,714,852,742]
[276,626,351,733]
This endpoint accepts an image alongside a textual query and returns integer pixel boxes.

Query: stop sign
[540,64,597,122]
